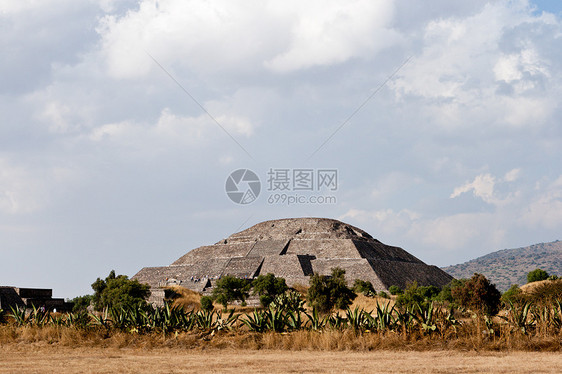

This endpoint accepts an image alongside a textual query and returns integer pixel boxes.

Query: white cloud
[504,168,521,182]
[450,169,524,206]
[390,1,559,129]
[340,207,504,260]
[450,173,496,202]
[96,0,401,78]
[519,175,562,229]
[0,158,76,214]
[96,0,287,78]
[264,0,400,72]
[89,108,254,149]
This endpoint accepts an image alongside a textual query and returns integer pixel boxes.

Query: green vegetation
[388,285,403,295]
[353,279,376,297]
[3,272,562,350]
[251,273,288,307]
[395,282,440,309]
[91,270,150,311]
[307,268,356,313]
[502,284,522,304]
[378,291,390,299]
[69,295,93,312]
[211,275,251,310]
[4,296,561,344]
[527,268,549,283]
[200,296,214,312]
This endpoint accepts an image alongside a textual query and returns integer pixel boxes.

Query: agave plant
[271,290,306,313]
[372,302,397,331]
[345,307,367,331]
[413,302,438,333]
[499,300,534,334]
[9,306,29,326]
[552,300,562,331]
[305,307,328,331]
[90,307,111,330]
[195,309,218,330]
[66,310,91,329]
[285,308,305,331]
[241,309,270,332]
[214,309,239,331]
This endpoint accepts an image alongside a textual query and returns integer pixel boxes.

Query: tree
[211,276,251,310]
[252,273,288,307]
[307,268,356,313]
[396,282,425,308]
[91,270,150,311]
[200,296,214,312]
[527,268,549,283]
[451,273,501,316]
[501,284,522,304]
[353,279,376,297]
[70,295,93,312]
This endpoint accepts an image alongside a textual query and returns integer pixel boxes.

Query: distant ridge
[442,240,562,291]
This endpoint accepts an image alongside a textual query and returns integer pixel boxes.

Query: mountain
[442,240,562,291]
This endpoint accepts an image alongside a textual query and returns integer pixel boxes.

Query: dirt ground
[1,346,561,373]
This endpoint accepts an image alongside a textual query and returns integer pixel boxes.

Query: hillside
[442,240,562,291]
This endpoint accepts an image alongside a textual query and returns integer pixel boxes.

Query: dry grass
[1,346,561,373]
[1,324,560,352]
[166,286,202,310]
[351,294,395,310]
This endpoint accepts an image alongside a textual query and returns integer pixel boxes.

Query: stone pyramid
[133,218,453,303]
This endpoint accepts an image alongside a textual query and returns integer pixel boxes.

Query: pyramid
[133,218,453,303]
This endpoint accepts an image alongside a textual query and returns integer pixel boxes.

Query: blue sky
[1,0,561,298]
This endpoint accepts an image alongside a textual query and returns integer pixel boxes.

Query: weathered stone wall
[223,256,263,278]
[286,239,363,259]
[259,255,309,285]
[247,239,288,257]
[172,242,253,265]
[310,258,387,290]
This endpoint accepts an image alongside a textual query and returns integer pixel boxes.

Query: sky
[1,0,561,299]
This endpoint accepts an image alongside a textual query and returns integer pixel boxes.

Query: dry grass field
[1,345,561,373]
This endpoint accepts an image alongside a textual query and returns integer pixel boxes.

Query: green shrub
[388,285,403,295]
[200,296,214,312]
[252,273,288,307]
[353,279,376,297]
[527,268,549,283]
[396,282,426,308]
[91,270,150,311]
[211,275,251,310]
[378,291,390,299]
[501,284,522,304]
[436,284,453,303]
[69,295,93,313]
[307,268,356,313]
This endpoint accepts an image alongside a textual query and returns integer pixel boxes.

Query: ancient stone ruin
[0,286,71,312]
[134,218,453,304]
